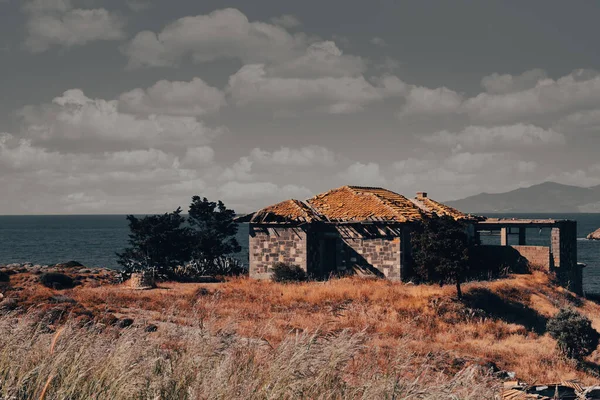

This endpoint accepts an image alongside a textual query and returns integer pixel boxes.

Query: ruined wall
[551,221,581,295]
[511,245,552,270]
[249,225,308,279]
[333,225,403,280]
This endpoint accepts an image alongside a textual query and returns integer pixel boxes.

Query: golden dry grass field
[1,267,600,399]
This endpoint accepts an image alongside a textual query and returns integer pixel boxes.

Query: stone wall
[511,245,552,270]
[333,225,403,280]
[249,225,308,279]
[551,221,581,295]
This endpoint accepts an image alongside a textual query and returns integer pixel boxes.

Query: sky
[2,0,600,214]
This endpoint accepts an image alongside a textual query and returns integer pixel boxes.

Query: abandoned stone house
[238,185,583,294]
[237,185,478,280]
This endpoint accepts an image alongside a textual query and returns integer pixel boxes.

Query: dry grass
[2,269,600,398]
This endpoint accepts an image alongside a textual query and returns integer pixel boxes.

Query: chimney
[416,192,428,199]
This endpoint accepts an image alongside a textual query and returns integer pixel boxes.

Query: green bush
[0,271,9,283]
[546,308,600,360]
[39,273,74,290]
[271,263,307,283]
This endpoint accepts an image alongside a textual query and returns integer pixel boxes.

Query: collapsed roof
[238,185,480,224]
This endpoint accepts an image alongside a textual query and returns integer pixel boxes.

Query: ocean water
[1,213,600,292]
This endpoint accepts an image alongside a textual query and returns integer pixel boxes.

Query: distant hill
[445,182,600,213]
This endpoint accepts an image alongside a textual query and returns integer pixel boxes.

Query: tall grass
[0,312,498,399]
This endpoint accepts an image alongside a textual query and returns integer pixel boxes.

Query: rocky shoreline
[588,228,600,240]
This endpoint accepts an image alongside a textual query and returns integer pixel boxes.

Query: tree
[411,215,470,298]
[186,196,242,275]
[547,308,600,360]
[116,208,193,279]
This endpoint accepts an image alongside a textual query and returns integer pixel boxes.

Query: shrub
[0,271,9,283]
[547,308,600,360]
[271,263,307,283]
[177,256,247,280]
[39,273,74,290]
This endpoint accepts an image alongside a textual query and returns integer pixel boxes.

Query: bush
[0,271,9,283]
[178,256,247,280]
[546,308,600,360]
[39,273,74,290]
[271,263,307,283]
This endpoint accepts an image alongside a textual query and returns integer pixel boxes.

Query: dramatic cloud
[23,0,125,52]
[422,124,565,150]
[227,64,405,114]
[464,69,600,123]
[399,86,464,117]
[123,8,306,68]
[480,68,548,94]
[19,89,223,151]
[398,69,600,125]
[118,78,226,117]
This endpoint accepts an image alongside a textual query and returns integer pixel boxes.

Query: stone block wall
[249,225,308,279]
[342,237,402,279]
[334,225,403,280]
[551,221,581,295]
[511,245,552,270]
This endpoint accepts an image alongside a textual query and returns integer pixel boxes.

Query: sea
[1,213,600,292]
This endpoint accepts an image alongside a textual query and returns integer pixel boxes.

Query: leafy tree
[411,215,470,298]
[547,308,600,360]
[116,208,193,279]
[186,196,242,275]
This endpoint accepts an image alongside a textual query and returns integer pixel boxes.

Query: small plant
[39,273,75,290]
[271,263,307,283]
[547,307,600,360]
[0,271,9,283]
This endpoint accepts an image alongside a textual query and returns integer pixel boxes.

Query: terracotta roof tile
[306,186,423,222]
[245,199,320,223]
[240,186,477,224]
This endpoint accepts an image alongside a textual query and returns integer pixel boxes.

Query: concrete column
[518,228,526,245]
[500,227,509,246]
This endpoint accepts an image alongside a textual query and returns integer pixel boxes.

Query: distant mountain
[445,182,600,213]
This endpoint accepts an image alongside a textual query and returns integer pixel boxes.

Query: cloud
[126,0,152,12]
[370,37,387,47]
[266,41,366,78]
[19,89,223,151]
[466,69,600,123]
[249,146,336,167]
[23,0,125,52]
[480,68,548,94]
[555,109,600,132]
[227,64,405,114]
[219,181,311,201]
[123,8,305,68]
[339,162,387,186]
[118,78,226,117]
[270,14,301,29]
[220,157,254,182]
[396,69,600,125]
[399,86,464,117]
[392,152,540,200]
[181,146,215,167]
[422,124,565,150]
